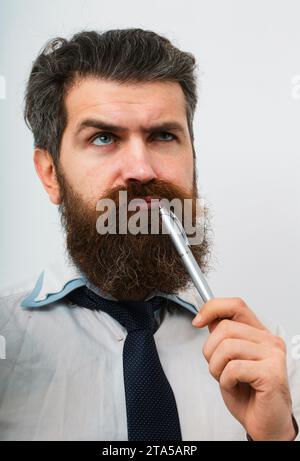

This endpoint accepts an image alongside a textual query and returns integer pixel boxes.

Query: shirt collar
[20,256,203,316]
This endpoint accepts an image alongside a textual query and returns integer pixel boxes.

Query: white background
[0,0,299,342]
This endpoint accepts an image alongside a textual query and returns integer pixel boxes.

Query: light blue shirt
[0,256,299,441]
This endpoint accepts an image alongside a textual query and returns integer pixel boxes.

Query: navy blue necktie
[66,286,182,441]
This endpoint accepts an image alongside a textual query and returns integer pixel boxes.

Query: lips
[143,196,161,203]
[130,196,161,209]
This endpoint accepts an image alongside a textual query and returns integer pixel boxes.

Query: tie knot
[120,297,164,332]
[67,286,166,333]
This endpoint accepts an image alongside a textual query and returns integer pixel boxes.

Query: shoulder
[0,275,38,300]
[0,274,40,329]
[0,257,85,331]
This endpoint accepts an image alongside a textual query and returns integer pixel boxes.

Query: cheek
[59,137,116,198]
[157,155,194,190]
[80,164,117,200]
[181,152,194,186]
[60,158,113,201]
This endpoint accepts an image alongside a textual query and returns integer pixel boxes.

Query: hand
[192,297,296,441]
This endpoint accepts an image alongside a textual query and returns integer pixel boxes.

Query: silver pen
[159,205,214,304]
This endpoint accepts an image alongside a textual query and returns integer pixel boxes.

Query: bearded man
[0,28,299,441]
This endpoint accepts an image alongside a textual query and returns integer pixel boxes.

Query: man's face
[59,77,194,201]
[53,77,210,301]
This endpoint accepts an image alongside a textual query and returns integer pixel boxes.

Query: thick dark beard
[56,168,213,301]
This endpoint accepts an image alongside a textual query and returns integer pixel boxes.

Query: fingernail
[192,314,202,326]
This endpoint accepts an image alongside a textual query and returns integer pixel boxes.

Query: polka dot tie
[67,286,182,441]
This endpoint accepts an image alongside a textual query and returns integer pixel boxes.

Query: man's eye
[90,131,176,146]
[154,132,176,142]
[91,133,116,146]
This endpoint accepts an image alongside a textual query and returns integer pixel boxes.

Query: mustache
[94,178,198,234]
[98,178,195,206]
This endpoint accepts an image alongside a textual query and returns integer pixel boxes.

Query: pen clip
[159,205,190,246]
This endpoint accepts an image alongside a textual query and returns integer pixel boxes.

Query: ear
[34,148,61,205]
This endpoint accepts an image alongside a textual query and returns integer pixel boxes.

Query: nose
[120,139,158,184]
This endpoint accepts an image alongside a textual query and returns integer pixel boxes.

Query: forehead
[64,77,188,130]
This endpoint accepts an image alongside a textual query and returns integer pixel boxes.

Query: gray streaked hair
[24,28,199,165]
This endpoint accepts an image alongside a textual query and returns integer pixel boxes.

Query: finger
[208,319,220,332]
[219,359,265,392]
[208,339,269,381]
[203,319,272,362]
[192,297,267,332]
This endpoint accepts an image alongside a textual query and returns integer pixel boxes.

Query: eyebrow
[74,118,186,137]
